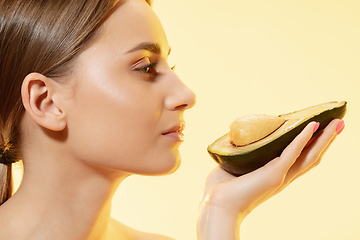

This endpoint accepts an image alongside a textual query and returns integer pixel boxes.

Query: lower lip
[162,132,185,142]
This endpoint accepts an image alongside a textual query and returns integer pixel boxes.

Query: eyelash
[135,61,176,76]
[135,61,158,75]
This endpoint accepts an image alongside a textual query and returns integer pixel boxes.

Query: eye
[135,61,158,74]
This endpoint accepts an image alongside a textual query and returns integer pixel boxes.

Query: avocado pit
[229,114,286,146]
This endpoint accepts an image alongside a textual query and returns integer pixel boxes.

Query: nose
[164,72,196,111]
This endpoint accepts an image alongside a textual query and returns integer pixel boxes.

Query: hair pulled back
[0,0,152,205]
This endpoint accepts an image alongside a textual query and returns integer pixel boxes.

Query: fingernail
[313,122,320,133]
[336,120,345,135]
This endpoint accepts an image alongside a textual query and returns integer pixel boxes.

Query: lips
[162,122,186,142]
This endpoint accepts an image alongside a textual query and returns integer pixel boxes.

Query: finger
[287,128,338,185]
[230,122,320,206]
[244,119,341,207]
[272,121,318,174]
[284,119,340,184]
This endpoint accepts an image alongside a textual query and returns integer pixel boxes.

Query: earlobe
[21,73,67,131]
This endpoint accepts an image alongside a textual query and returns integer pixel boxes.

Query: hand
[197,119,344,240]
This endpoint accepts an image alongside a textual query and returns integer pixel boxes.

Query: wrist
[197,196,245,240]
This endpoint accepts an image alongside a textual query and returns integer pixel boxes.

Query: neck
[2,151,129,240]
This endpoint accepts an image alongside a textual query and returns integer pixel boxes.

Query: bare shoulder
[110,218,175,240]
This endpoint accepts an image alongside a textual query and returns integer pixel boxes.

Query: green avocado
[207,101,347,176]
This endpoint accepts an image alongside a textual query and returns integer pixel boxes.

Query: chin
[146,150,182,176]
[165,149,182,174]
[164,157,181,175]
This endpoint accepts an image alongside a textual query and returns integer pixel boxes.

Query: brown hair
[0,0,152,205]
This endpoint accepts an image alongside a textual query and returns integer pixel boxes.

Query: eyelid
[138,61,157,71]
[134,60,158,77]
[132,56,151,68]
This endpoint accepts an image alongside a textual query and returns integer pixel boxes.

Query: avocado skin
[208,102,347,176]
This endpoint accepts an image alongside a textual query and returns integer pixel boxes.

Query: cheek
[65,75,177,174]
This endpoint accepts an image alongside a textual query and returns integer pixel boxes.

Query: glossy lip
[162,122,186,142]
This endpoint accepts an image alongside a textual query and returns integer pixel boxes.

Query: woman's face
[62,0,196,176]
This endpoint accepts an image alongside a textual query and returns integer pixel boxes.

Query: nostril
[175,104,189,110]
[185,92,196,110]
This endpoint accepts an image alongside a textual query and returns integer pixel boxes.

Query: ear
[21,73,67,131]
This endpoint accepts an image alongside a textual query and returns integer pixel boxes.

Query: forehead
[95,0,169,55]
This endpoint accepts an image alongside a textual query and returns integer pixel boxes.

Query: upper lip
[162,122,186,135]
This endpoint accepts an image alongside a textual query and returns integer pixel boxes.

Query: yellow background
[112,0,360,239]
[14,0,360,239]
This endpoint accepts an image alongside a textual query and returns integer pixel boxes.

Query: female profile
[0,0,345,239]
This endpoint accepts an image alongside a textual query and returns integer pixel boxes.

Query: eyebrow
[126,42,171,56]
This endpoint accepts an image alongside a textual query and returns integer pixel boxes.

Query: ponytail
[0,164,13,205]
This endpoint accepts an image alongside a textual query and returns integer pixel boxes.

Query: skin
[0,0,344,239]
[198,119,343,239]
[0,0,194,239]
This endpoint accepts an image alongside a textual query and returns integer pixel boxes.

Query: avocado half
[207,101,347,176]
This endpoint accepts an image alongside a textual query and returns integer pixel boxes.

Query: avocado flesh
[208,101,347,176]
